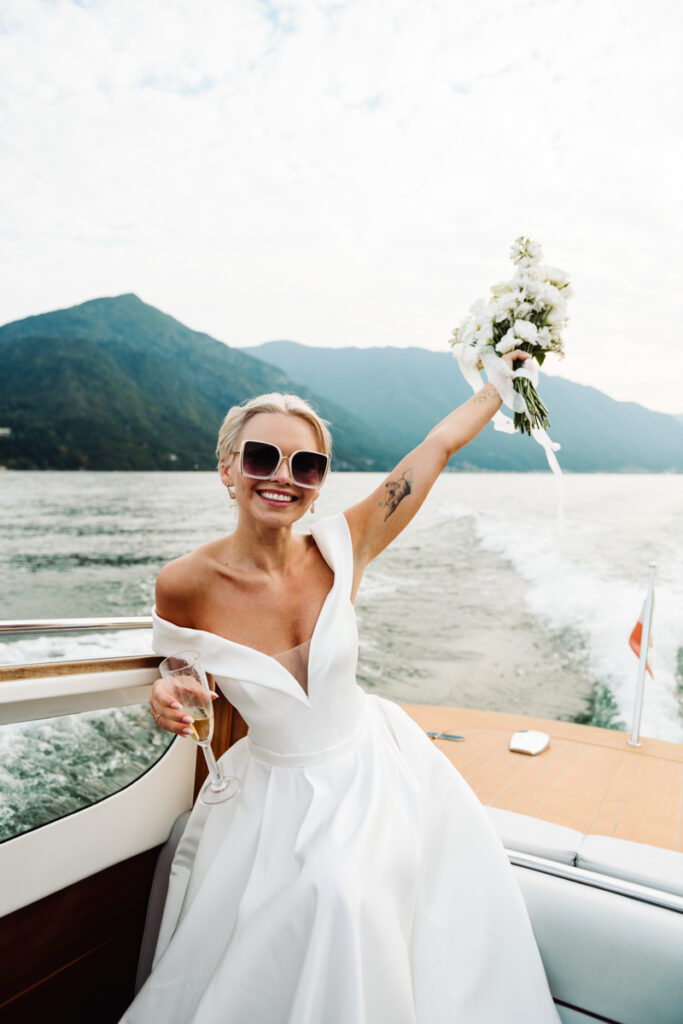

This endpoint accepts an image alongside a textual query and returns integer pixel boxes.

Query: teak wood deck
[402,704,683,854]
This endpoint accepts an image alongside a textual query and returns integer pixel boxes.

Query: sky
[1,0,682,414]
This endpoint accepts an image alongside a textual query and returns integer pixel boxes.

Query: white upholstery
[577,834,683,898]
[486,807,582,865]
[516,865,683,1024]
[483,809,683,1023]
[487,807,683,898]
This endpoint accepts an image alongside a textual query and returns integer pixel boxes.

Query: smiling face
[220,412,325,526]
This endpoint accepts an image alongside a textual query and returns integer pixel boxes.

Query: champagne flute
[159,650,240,805]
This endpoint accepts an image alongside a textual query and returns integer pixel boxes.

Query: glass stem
[200,742,227,792]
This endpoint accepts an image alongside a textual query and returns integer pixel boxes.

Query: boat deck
[402,705,683,854]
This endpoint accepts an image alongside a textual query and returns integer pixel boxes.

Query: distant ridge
[3,295,681,472]
[0,296,402,471]
[243,341,683,473]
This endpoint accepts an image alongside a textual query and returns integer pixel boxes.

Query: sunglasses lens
[292,451,328,487]
[241,441,280,479]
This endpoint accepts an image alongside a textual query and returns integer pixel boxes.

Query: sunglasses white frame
[232,440,329,489]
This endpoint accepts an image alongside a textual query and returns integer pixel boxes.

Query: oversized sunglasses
[233,440,329,489]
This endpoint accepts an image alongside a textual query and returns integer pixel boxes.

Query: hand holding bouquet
[449,237,571,472]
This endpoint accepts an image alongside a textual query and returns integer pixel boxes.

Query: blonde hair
[216,393,332,469]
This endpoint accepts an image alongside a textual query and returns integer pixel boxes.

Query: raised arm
[344,351,527,593]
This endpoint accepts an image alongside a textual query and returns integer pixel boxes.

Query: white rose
[495,327,518,354]
[536,326,551,348]
[546,304,566,326]
[513,319,538,344]
[493,301,512,323]
[460,343,483,368]
[456,316,476,344]
[473,305,493,330]
[538,283,561,305]
[542,264,570,288]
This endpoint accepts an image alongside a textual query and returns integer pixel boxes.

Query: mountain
[0,296,403,471]
[242,341,683,473]
[3,296,681,473]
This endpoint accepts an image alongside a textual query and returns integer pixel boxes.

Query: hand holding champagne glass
[159,651,240,805]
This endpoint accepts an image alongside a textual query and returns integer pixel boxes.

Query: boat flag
[629,598,654,678]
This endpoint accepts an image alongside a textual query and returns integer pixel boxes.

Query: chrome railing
[509,849,683,916]
[0,617,158,723]
[0,617,153,636]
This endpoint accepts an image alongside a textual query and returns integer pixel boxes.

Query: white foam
[457,503,683,742]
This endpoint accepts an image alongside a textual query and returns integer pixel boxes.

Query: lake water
[1,470,682,839]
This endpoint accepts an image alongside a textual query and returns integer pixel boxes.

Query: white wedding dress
[121,513,560,1023]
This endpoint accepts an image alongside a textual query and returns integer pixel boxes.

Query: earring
[227,484,235,500]
[310,501,316,514]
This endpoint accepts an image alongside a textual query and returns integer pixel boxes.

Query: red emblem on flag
[629,601,654,678]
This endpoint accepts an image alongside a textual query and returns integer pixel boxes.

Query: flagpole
[628,563,656,748]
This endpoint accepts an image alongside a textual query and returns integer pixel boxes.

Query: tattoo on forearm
[473,383,499,404]
[380,468,413,521]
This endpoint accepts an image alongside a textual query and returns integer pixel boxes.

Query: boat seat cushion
[135,810,191,994]
[577,834,683,898]
[517,864,683,1024]
[487,808,683,898]
[486,807,582,865]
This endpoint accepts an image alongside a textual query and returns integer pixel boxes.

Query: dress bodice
[129,518,561,1024]
[152,513,365,762]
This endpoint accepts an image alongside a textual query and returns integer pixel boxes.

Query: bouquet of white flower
[449,237,571,471]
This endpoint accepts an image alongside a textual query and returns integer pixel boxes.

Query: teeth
[260,491,295,503]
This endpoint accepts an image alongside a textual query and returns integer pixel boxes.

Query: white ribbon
[454,344,562,479]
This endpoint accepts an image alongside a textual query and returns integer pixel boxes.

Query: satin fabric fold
[120,513,559,1023]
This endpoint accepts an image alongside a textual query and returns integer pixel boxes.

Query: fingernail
[181,728,193,737]
[182,715,192,724]
[171,702,182,709]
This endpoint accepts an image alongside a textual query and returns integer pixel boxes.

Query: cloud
[1,0,682,411]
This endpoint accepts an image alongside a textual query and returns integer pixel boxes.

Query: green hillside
[3,295,680,473]
[0,296,402,471]
[245,341,683,473]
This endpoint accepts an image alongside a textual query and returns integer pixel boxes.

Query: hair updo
[215,393,333,469]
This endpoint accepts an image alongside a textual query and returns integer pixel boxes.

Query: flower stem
[512,377,550,434]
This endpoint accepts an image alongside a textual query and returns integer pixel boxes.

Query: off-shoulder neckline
[152,513,350,699]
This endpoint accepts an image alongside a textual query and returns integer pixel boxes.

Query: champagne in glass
[159,651,240,805]
[186,705,212,743]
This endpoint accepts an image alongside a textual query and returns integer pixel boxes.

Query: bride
[121,358,560,1023]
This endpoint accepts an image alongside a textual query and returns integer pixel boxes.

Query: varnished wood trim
[0,652,245,804]
[0,655,162,683]
[0,847,159,1022]
[2,939,110,1008]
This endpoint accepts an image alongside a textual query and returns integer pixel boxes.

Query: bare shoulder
[155,543,216,627]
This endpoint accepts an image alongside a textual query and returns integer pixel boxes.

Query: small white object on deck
[509,730,550,755]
